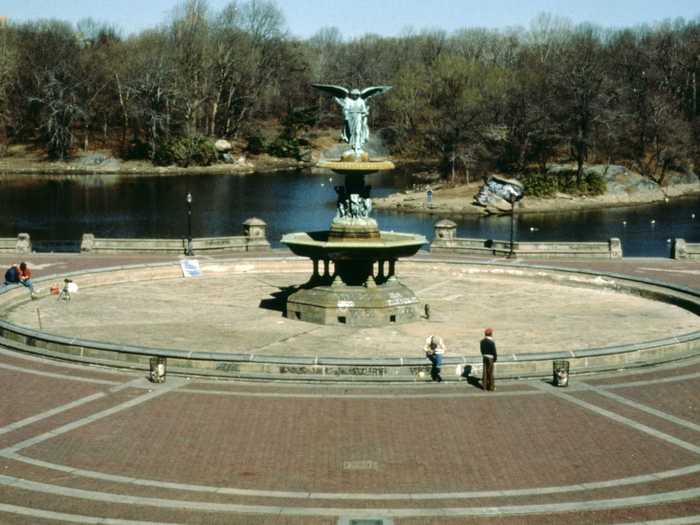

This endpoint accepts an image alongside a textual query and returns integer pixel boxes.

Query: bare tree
[30,67,86,159]
[0,21,17,153]
[551,25,608,186]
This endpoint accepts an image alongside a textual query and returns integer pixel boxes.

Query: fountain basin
[317,160,395,174]
[281,231,427,326]
[281,231,426,260]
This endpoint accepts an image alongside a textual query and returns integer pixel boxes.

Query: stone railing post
[81,233,95,253]
[16,233,31,254]
[434,219,457,241]
[243,218,271,251]
[672,238,687,259]
[243,217,267,240]
[609,238,623,259]
[431,219,457,253]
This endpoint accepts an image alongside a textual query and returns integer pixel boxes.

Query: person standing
[424,335,446,383]
[480,328,497,391]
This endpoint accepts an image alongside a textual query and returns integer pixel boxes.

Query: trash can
[553,360,569,387]
[149,357,167,384]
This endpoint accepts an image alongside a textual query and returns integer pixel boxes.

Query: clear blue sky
[2,0,699,39]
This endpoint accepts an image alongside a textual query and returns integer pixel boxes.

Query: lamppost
[508,193,516,258]
[186,192,193,256]
[507,188,524,258]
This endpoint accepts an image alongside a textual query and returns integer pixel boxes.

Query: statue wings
[312,84,392,100]
[359,86,392,99]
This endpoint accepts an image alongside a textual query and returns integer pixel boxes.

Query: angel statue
[312,84,392,158]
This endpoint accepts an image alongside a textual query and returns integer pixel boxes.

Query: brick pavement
[0,253,698,523]
[0,348,697,522]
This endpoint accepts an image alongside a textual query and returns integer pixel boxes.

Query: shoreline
[2,151,698,215]
[0,156,311,177]
[373,182,700,216]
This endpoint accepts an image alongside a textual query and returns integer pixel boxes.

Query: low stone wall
[431,236,623,259]
[80,217,270,255]
[673,239,700,260]
[0,233,32,254]
[79,235,269,254]
[0,259,697,382]
[431,220,622,258]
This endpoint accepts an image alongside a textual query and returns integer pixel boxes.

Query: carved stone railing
[0,233,32,254]
[431,220,623,259]
[673,239,700,260]
[80,218,270,255]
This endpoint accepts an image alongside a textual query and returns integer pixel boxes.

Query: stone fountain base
[281,230,426,327]
[286,280,419,327]
[281,157,426,327]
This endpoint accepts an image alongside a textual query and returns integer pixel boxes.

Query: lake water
[0,170,698,257]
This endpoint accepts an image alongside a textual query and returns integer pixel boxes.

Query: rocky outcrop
[214,139,233,152]
[474,175,524,214]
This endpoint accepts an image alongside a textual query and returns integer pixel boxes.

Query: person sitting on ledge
[424,335,446,383]
[4,262,37,298]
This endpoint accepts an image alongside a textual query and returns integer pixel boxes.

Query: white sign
[180,259,202,278]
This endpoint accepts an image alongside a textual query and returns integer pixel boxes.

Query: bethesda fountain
[281,83,427,326]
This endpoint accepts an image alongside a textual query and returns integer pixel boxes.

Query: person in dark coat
[480,328,497,391]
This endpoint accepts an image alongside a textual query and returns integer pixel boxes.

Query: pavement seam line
[0,474,699,517]
[249,325,323,353]
[0,392,107,436]
[0,346,129,374]
[0,503,181,525]
[603,371,700,390]
[0,380,183,455]
[177,387,545,399]
[0,361,120,385]
[613,517,700,525]
[4,452,700,501]
[415,279,454,294]
[584,383,700,433]
[532,382,700,455]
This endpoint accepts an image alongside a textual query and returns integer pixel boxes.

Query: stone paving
[0,345,698,524]
[2,257,699,359]
[0,252,697,524]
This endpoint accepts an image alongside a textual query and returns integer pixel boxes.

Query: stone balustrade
[672,239,700,260]
[79,218,270,254]
[0,233,32,254]
[0,221,270,256]
[431,219,623,259]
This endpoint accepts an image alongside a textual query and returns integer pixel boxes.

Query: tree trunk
[0,124,7,157]
[115,74,129,150]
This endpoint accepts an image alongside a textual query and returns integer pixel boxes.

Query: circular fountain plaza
[0,255,698,379]
[0,252,699,525]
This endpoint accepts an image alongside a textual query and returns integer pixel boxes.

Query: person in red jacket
[4,262,37,297]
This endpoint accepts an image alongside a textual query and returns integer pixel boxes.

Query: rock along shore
[373,164,700,216]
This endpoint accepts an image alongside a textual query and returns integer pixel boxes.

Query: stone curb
[0,258,698,382]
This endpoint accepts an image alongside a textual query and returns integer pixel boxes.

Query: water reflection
[0,170,697,257]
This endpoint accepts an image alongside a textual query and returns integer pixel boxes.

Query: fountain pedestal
[281,160,426,327]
